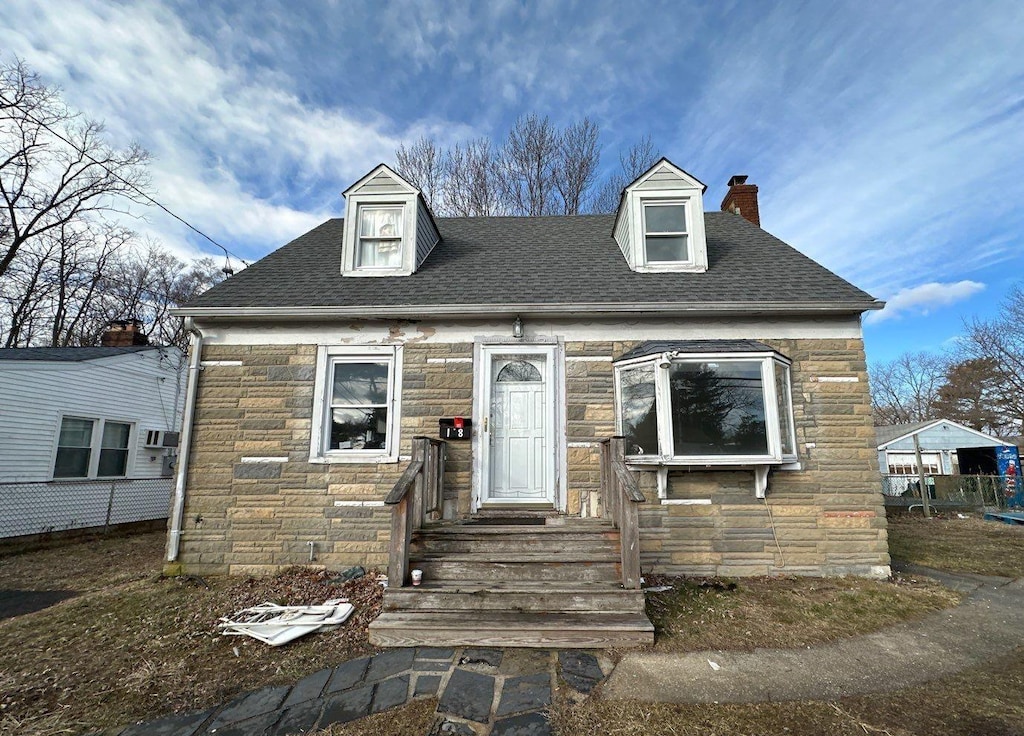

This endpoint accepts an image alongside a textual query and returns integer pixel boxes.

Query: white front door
[481,349,556,506]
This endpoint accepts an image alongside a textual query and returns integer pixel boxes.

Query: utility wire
[0,90,251,267]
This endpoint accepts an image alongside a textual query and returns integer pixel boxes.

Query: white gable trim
[342,163,418,196]
[629,158,708,193]
[877,418,1013,450]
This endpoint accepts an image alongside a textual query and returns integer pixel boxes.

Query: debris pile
[219,599,355,646]
[220,566,385,649]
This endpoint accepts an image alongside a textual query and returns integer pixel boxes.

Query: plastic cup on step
[411,569,423,586]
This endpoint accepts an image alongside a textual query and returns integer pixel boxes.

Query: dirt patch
[642,573,962,653]
[888,514,1024,578]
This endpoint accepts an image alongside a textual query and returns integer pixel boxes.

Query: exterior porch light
[512,315,524,339]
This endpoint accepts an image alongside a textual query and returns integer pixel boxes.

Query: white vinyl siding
[0,349,185,483]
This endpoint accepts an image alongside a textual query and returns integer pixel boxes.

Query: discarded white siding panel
[0,349,185,482]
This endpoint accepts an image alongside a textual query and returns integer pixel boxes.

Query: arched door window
[496,360,542,383]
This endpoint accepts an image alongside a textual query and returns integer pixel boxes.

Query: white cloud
[0,0,477,262]
[866,281,986,324]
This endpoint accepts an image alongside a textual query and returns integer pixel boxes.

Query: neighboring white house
[0,336,185,540]
[876,418,1014,478]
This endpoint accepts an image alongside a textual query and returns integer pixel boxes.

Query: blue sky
[2,0,1022,365]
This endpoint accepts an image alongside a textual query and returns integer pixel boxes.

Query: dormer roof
[611,157,711,274]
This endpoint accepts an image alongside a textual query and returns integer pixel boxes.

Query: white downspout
[166,318,203,563]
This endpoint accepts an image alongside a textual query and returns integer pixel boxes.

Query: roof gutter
[166,318,203,566]
[173,300,885,321]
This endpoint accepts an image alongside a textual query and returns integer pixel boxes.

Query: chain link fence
[882,474,1013,512]
[0,477,173,540]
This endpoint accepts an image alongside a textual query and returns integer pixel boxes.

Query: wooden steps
[369,611,653,649]
[369,517,654,649]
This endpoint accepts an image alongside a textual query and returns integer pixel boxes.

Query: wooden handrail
[386,436,447,587]
[384,459,424,504]
[599,436,646,590]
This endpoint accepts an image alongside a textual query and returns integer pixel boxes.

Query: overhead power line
[0,89,251,268]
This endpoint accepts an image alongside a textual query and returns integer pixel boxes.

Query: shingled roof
[180,212,880,316]
[0,346,160,362]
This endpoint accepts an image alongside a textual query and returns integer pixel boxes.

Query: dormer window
[643,201,689,263]
[357,205,404,269]
[341,164,441,278]
[613,159,709,273]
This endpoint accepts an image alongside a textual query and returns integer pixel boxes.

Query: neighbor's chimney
[100,319,149,347]
[721,174,760,227]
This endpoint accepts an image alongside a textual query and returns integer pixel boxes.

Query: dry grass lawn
[2,516,1007,736]
[555,647,1024,735]
[643,573,961,653]
[0,531,382,736]
[887,513,1024,577]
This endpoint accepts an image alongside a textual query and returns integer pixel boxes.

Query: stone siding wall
[172,336,887,578]
[634,338,888,577]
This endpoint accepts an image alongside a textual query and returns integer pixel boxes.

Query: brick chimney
[100,319,149,347]
[720,175,760,227]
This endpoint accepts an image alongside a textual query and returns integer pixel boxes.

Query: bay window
[615,345,797,464]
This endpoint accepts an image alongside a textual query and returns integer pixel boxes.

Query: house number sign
[439,417,472,440]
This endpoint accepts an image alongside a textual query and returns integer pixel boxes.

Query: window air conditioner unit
[144,430,180,449]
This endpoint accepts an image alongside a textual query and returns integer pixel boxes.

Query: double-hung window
[310,345,403,463]
[643,201,689,263]
[356,205,404,270]
[53,417,133,479]
[615,345,797,465]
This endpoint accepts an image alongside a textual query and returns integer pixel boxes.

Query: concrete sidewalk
[602,566,1024,704]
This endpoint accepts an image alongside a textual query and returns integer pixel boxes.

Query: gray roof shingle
[0,346,160,362]
[182,212,878,312]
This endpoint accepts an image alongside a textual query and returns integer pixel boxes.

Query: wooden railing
[384,436,446,587]
[598,436,646,590]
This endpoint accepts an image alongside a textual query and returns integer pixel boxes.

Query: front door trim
[472,339,565,513]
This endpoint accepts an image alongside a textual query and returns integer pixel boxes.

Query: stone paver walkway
[96,565,1024,735]
[101,646,612,736]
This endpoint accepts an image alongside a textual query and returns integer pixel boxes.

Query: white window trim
[642,200,690,264]
[50,415,137,480]
[309,344,404,464]
[341,194,417,277]
[613,351,797,466]
[629,188,708,273]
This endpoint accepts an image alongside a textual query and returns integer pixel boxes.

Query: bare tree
[395,136,443,211]
[554,117,600,215]
[0,57,150,281]
[869,351,949,426]
[961,283,1024,434]
[591,135,660,214]
[498,114,561,216]
[443,138,503,217]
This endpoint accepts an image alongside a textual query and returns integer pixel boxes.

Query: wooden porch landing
[368,517,655,648]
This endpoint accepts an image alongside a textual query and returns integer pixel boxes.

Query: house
[876,418,1020,499]
[0,321,185,542]
[168,160,889,647]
